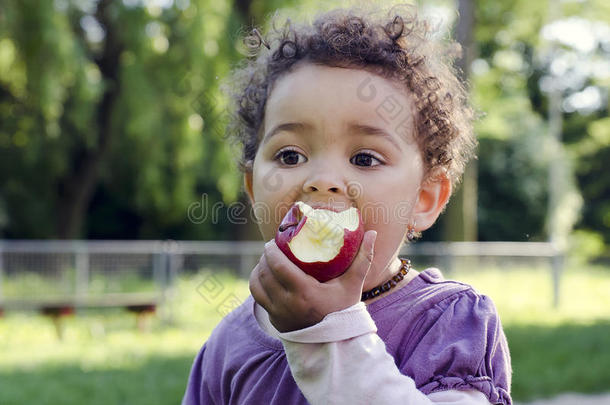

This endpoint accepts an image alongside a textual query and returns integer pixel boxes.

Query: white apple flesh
[275,201,365,282]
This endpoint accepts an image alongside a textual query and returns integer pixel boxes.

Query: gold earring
[406,221,416,242]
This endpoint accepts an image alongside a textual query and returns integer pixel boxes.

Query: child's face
[245,63,450,285]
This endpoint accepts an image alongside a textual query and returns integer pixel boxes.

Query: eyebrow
[262,122,312,145]
[262,121,403,151]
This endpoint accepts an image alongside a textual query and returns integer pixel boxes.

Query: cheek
[391,199,415,228]
[360,199,414,230]
[253,164,285,199]
[252,167,301,235]
[358,180,418,232]
[361,207,410,257]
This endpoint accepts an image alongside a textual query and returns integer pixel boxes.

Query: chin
[275,201,365,282]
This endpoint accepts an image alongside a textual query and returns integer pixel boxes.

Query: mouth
[277,201,355,232]
[302,201,353,213]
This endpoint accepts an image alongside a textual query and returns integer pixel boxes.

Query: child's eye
[351,152,383,167]
[274,148,307,166]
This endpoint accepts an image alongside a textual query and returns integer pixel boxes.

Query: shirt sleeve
[399,290,512,405]
[274,302,497,405]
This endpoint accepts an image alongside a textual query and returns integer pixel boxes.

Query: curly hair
[221,3,476,190]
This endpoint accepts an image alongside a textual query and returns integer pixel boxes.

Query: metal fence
[0,239,565,313]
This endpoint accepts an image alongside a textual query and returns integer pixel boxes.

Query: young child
[183,3,511,405]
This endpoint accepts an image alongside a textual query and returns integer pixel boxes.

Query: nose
[302,165,345,194]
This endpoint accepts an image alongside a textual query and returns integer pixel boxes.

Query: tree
[441,0,478,242]
[0,0,243,239]
[469,0,608,250]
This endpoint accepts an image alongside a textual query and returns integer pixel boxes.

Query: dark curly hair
[221,3,476,191]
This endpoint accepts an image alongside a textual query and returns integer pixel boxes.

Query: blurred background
[0,0,608,404]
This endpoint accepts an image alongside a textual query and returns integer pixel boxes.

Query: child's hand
[249,230,377,333]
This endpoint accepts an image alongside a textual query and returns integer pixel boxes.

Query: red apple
[274,201,365,282]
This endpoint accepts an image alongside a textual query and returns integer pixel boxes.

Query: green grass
[0,270,250,405]
[448,263,610,326]
[1,262,609,404]
[506,322,610,401]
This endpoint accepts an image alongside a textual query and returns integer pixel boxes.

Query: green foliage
[0,0,608,249]
[569,229,606,263]
[470,0,609,250]
[0,0,243,239]
[571,115,610,246]
[477,135,549,241]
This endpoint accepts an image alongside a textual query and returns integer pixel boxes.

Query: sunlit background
[0,0,608,404]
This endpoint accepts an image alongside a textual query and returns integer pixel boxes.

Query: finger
[249,258,274,311]
[264,239,314,290]
[336,230,377,285]
[256,251,289,303]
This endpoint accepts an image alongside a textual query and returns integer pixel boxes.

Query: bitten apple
[274,201,365,282]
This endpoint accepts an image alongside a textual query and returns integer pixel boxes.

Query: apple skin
[274,202,365,282]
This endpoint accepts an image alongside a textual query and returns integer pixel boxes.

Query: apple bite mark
[275,201,365,282]
[290,202,354,262]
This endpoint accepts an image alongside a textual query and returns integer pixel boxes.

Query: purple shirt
[182,268,512,405]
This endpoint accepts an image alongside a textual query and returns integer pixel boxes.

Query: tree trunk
[443,0,478,242]
[234,0,255,25]
[56,0,122,239]
[230,0,264,242]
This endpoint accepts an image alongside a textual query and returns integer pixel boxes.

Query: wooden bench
[0,293,161,339]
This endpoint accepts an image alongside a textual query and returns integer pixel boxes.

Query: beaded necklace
[361,258,411,301]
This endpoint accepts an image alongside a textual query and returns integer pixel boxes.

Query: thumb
[339,230,377,285]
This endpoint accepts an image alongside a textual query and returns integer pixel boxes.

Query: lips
[302,201,352,213]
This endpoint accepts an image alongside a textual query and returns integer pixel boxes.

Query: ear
[412,170,452,232]
[243,160,255,205]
